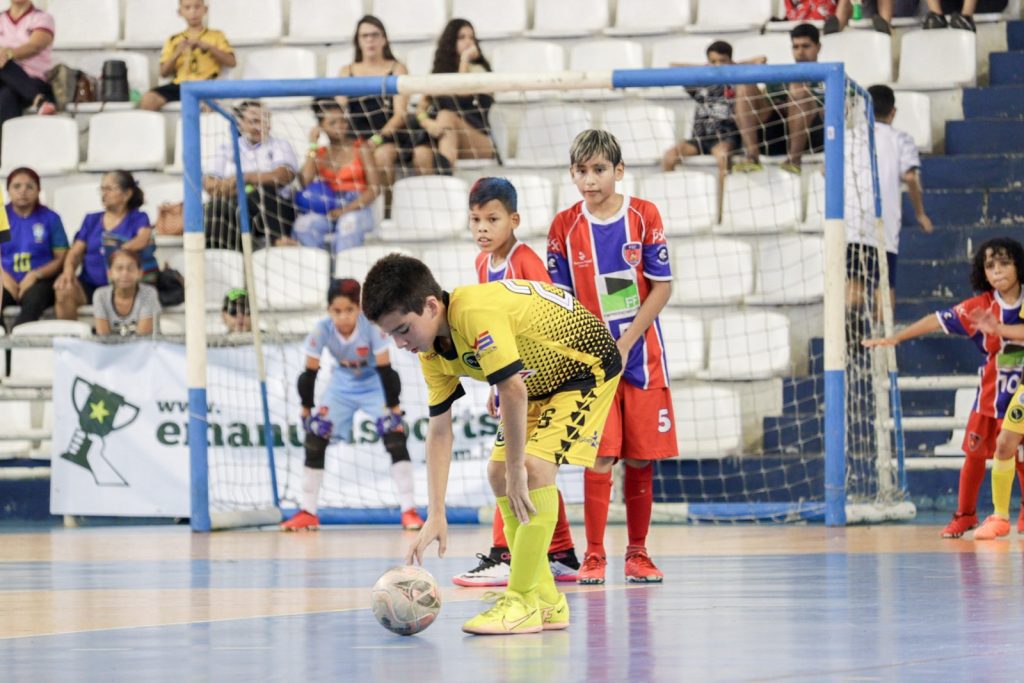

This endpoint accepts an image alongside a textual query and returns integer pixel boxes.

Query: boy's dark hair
[312,98,345,122]
[868,84,896,119]
[706,41,733,59]
[971,237,1024,293]
[790,23,820,44]
[362,254,443,322]
[569,129,623,167]
[469,177,517,213]
[233,99,262,118]
[328,277,362,305]
[222,287,250,315]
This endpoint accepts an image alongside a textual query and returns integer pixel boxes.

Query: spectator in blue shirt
[0,167,67,328]
[55,171,154,321]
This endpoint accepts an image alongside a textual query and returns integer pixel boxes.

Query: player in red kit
[547,130,676,584]
[453,177,581,587]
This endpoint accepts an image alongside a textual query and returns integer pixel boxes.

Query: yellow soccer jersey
[162,29,234,83]
[422,280,622,417]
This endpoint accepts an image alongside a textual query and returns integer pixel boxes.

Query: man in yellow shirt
[363,254,622,635]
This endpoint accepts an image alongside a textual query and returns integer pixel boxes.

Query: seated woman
[92,249,160,337]
[293,100,379,254]
[335,15,433,188]
[412,19,496,175]
[54,171,156,321]
[0,167,68,329]
[0,0,55,131]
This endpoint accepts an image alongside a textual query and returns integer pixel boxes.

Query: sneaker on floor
[462,590,542,635]
[452,552,511,587]
[940,512,979,539]
[922,11,948,29]
[823,14,841,34]
[539,592,570,631]
[548,548,580,583]
[973,515,1011,541]
[624,548,664,583]
[949,12,976,31]
[401,508,424,530]
[871,15,891,34]
[280,509,319,531]
[576,552,607,585]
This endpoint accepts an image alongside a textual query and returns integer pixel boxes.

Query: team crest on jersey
[656,245,669,264]
[622,241,642,267]
[1010,406,1024,424]
[32,223,45,243]
[968,432,982,451]
[462,351,481,369]
[547,255,557,271]
[356,345,370,357]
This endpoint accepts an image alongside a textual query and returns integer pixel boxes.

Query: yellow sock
[507,485,559,605]
[497,497,518,553]
[992,457,1015,519]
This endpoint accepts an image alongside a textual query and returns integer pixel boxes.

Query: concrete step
[990,50,1024,86]
[896,260,971,299]
[1008,20,1024,51]
[901,188,1024,227]
[962,86,1024,120]
[920,154,1024,190]
[946,119,1024,155]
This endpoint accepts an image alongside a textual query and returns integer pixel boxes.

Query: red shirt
[475,241,550,284]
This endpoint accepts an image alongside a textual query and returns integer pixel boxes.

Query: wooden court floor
[3,523,1024,682]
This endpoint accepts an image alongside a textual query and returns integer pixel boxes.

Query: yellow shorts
[1003,386,1024,435]
[490,375,620,468]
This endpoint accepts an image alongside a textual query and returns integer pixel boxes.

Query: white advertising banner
[50,339,583,518]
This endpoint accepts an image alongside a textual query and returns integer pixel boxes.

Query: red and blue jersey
[475,241,550,284]
[936,291,1024,418]
[546,196,672,390]
[0,203,67,282]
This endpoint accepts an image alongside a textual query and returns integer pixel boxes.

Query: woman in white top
[92,249,160,337]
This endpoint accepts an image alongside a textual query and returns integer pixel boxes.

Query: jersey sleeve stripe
[486,360,524,386]
[428,383,467,417]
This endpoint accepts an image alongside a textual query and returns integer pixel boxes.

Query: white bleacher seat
[0,398,34,457]
[673,384,743,456]
[269,108,318,165]
[167,249,244,308]
[802,167,826,232]
[167,111,233,175]
[893,91,933,153]
[895,29,976,90]
[482,173,555,238]
[671,237,753,305]
[370,0,447,42]
[252,247,330,310]
[490,41,565,101]
[8,320,92,386]
[404,45,436,77]
[719,168,801,234]
[569,39,645,71]
[120,0,183,48]
[601,101,676,165]
[699,311,791,380]
[556,175,637,210]
[746,234,824,305]
[504,103,592,167]
[334,245,412,282]
[284,0,361,45]
[51,183,97,237]
[657,309,705,379]
[528,0,609,38]
[324,48,357,78]
[732,34,794,65]
[686,0,772,33]
[650,36,714,68]
[422,242,479,291]
[451,0,527,40]
[820,31,893,86]
[260,313,323,335]
[208,0,283,46]
[0,116,78,177]
[240,48,318,108]
[158,316,185,335]
[80,111,167,172]
[48,0,120,49]
[934,388,978,456]
[387,176,469,241]
[606,0,692,36]
[56,51,152,109]
[0,326,5,376]
[640,171,717,236]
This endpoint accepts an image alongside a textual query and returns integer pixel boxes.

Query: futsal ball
[371,565,441,636]
[294,180,343,215]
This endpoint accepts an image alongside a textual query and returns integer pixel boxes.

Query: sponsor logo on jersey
[475,331,495,352]
[651,227,666,243]
[656,245,669,264]
[356,345,370,357]
[1010,405,1024,423]
[547,255,557,272]
[462,351,481,369]
[622,241,642,267]
[518,368,536,380]
[547,238,562,253]
[574,250,593,268]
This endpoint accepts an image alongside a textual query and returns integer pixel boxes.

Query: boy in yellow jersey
[363,254,622,635]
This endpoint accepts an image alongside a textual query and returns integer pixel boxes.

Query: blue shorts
[319,378,387,442]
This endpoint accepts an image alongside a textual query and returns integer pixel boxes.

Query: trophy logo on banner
[60,377,140,486]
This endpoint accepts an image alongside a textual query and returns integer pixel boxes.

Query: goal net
[181,63,912,531]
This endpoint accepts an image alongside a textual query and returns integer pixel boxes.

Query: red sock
[492,508,507,548]
[548,490,574,553]
[1016,460,1024,513]
[956,456,987,516]
[625,463,654,550]
[584,469,613,557]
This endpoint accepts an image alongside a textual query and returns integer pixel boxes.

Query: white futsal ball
[371,565,442,636]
